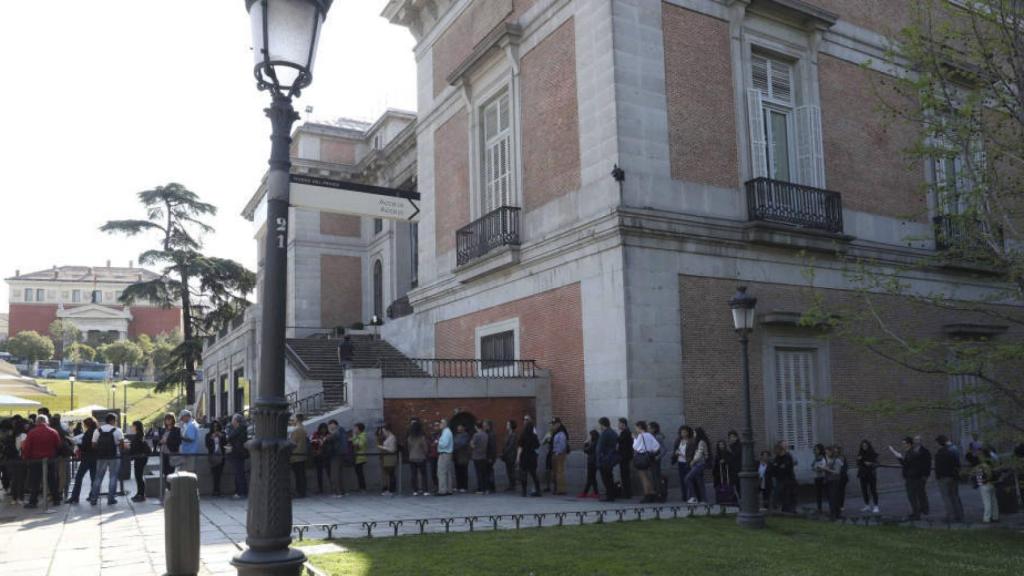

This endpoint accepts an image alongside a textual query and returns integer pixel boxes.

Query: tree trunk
[179,266,196,405]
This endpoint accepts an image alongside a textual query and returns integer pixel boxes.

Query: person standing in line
[352,422,368,492]
[177,410,201,473]
[616,418,633,499]
[649,422,666,499]
[551,419,569,495]
[934,435,964,523]
[812,444,827,513]
[128,420,150,502]
[310,423,332,496]
[758,450,773,510]
[856,440,880,513]
[435,418,454,496]
[484,420,498,493]
[501,420,518,491]
[21,415,62,509]
[684,427,710,504]
[726,430,742,499]
[671,425,692,502]
[378,422,398,496]
[205,420,226,497]
[596,417,620,502]
[818,445,844,520]
[427,421,441,494]
[289,414,309,498]
[50,414,72,500]
[836,445,850,513]
[88,413,124,506]
[632,421,660,503]
[159,413,182,477]
[541,423,554,493]
[973,449,1000,523]
[226,414,249,498]
[453,424,472,493]
[325,420,349,497]
[470,421,491,494]
[406,420,429,496]
[580,429,601,498]
[889,435,932,520]
[66,417,98,504]
[517,415,541,497]
[770,442,797,513]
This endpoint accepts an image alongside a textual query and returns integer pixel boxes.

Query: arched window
[373,259,383,320]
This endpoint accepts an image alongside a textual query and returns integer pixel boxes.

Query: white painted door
[774,348,817,474]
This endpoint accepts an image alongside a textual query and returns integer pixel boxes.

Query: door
[774,348,817,475]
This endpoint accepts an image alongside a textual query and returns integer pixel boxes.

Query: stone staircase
[285,335,427,411]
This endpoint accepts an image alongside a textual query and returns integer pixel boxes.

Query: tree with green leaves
[8,331,55,365]
[48,319,82,360]
[68,342,96,363]
[101,183,255,402]
[98,340,144,377]
[807,0,1023,447]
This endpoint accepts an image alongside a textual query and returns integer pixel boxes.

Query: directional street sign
[289,174,421,222]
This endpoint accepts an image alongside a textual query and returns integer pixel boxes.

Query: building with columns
[5,264,181,344]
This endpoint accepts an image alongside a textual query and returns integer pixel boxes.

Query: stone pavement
[0,480,1017,576]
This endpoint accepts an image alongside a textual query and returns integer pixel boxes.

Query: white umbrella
[62,404,109,421]
[0,394,42,409]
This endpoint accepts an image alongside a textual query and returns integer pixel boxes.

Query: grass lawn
[306,516,1024,576]
[3,378,182,426]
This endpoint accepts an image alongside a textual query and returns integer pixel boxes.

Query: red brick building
[6,264,181,344]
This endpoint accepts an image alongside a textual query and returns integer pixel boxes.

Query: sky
[0,0,417,313]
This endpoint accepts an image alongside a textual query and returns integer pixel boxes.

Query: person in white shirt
[632,421,661,503]
[88,413,124,506]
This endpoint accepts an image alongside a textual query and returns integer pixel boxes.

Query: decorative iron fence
[456,206,521,266]
[380,358,539,378]
[745,177,843,233]
[286,390,327,417]
[933,214,1002,254]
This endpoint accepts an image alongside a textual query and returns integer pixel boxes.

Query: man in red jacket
[21,414,62,509]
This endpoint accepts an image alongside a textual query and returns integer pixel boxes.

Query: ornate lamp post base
[232,549,306,576]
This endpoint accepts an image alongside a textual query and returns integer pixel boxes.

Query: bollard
[164,472,200,576]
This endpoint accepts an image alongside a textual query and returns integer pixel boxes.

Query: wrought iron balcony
[456,206,521,266]
[933,214,1002,253]
[745,177,844,234]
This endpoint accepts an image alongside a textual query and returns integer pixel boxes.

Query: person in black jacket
[516,416,541,497]
[596,417,620,502]
[580,429,600,498]
[501,420,518,491]
[934,435,964,523]
[856,440,880,513]
[889,436,932,520]
[726,430,742,497]
[770,442,797,512]
[128,421,151,502]
[205,420,227,497]
[67,417,98,504]
[159,413,182,477]
[226,414,249,498]
[616,418,633,499]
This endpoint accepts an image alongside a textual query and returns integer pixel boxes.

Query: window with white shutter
[481,91,515,215]
[774,348,817,459]
[950,372,981,444]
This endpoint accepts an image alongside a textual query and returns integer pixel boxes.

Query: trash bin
[164,471,201,576]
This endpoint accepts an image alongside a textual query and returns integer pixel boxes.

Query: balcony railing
[380,358,539,378]
[933,214,1003,254]
[745,177,844,233]
[456,206,521,266]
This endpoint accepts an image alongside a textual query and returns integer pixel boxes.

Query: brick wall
[678,274,1015,455]
[662,4,738,189]
[521,18,581,212]
[433,110,470,256]
[434,283,585,440]
[383,397,535,452]
[320,138,357,165]
[320,213,361,237]
[7,303,58,336]
[808,0,913,35]
[320,254,362,329]
[432,0,514,97]
[819,54,925,220]
[128,307,181,339]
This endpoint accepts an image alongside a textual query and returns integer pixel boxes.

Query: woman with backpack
[579,429,601,499]
[66,417,97,504]
[856,440,880,513]
[129,421,151,502]
[406,420,429,496]
[377,422,398,496]
[632,421,661,503]
[310,423,332,495]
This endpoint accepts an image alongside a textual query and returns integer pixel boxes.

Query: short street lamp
[729,286,765,529]
[68,376,76,411]
[234,2,333,575]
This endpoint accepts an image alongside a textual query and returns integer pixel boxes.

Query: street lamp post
[234,2,333,575]
[69,376,76,412]
[729,286,765,529]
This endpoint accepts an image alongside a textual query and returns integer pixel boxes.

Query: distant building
[5,263,182,345]
[0,313,8,342]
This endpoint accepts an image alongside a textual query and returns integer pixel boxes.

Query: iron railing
[387,295,414,319]
[745,177,843,233]
[456,206,521,266]
[933,214,1003,254]
[287,390,327,417]
[380,358,539,378]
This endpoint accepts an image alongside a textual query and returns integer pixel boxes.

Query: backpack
[96,429,117,459]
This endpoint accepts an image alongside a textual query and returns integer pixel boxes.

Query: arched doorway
[448,410,478,433]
